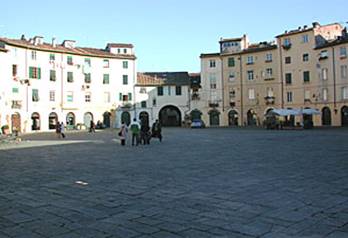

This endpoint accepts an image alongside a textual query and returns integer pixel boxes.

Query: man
[152,119,162,142]
[129,118,140,146]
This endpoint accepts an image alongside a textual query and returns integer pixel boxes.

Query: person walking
[140,122,151,145]
[55,121,61,138]
[60,122,66,139]
[89,120,96,133]
[129,118,140,146]
[118,122,128,146]
[151,119,162,142]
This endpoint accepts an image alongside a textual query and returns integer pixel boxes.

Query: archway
[190,109,202,121]
[321,107,331,126]
[66,112,75,128]
[121,111,131,126]
[139,111,149,127]
[103,111,111,128]
[159,105,182,127]
[247,109,257,126]
[84,112,93,128]
[31,112,40,131]
[48,112,58,130]
[342,106,348,126]
[11,113,21,133]
[228,110,238,126]
[208,110,220,126]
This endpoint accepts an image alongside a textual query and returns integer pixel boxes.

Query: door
[342,106,348,126]
[84,112,93,128]
[121,111,131,126]
[11,113,21,132]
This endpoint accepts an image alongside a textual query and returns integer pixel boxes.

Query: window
[228,57,235,67]
[248,89,255,100]
[229,72,235,82]
[209,73,217,89]
[266,53,272,62]
[32,89,39,102]
[49,91,55,102]
[139,87,147,93]
[175,86,182,96]
[247,56,254,64]
[320,50,328,59]
[50,70,56,81]
[103,74,109,84]
[342,87,348,100]
[141,101,147,108]
[122,75,128,85]
[12,88,19,93]
[303,71,310,83]
[167,86,171,96]
[104,92,110,103]
[340,47,347,58]
[49,54,55,61]
[322,88,328,101]
[103,59,109,68]
[322,68,328,81]
[303,53,309,62]
[247,70,254,80]
[29,67,41,79]
[157,86,163,96]
[284,38,291,46]
[84,58,91,67]
[152,98,156,106]
[67,72,73,83]
[209,60,216,68]
[119,93,123,101]
[266,68,273,78]
[341,65,348,79]
[117,49,121,54]
[67,56,73,65]
[285,56,291,64]
[123,49,127,54]
[85,92,91,102]
[287,91,293,102]
[267,87,274,97]
[229,88,236,98]
[123,61,128,69]
[12,65,17,77]
[128,93,132,101]
[285,73,292,84]
[67,91,73,102]
[304,90,311,100]
[84,73,91,83]
[302,34,309,43]
[31,51,37,60]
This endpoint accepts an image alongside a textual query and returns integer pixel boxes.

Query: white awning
[301,108,320,115]
[268,108,320,116]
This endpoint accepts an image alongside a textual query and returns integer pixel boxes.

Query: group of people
[55,121,66,138]
[118,119,162,146]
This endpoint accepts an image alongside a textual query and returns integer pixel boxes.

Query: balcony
[282,44,292,50]
[318,56,328,61]
[264,77,274,81]
[191,92,200,100]
[264,96,275,105]
[230,101,236,107]
[208,101,219,108]
[11,100,22,109]
[121,102,132,108]
[304,98,311,103]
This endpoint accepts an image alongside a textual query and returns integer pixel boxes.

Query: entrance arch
[228,110,238,126]
[139,111,149,127]
[208,109,220,126]
[11,113,21,133]
[48,112,58,130]
[84,112,93,128]
[342,106,348,126]
[31,112,40,131]
[159,105,182,127]
[103,111,111,128]
[190,109,202,121]
[321,107,331,126]
[66,112,76,128]
[247,109,257,126]
[121,111,131,126]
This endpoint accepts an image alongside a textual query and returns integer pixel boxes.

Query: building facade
[200,22,348,127]
[0,36,136,133]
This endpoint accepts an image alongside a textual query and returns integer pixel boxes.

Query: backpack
[130,123,139,133]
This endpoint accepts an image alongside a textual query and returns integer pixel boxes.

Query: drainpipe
[133,61,136,120]
[220,56,224,113]
[332,47,337,111]
[25,48,28,113]
[278,38,285,109]
[239,54,244,126]
[60,53,64,116]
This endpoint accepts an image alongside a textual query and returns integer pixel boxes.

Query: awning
[268,108,320,116]
[301,108,320,115]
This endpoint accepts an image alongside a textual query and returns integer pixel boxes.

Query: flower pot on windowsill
[1,125,10,135]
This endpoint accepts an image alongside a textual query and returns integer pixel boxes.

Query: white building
[128,72,191,127]
[0,35,136,133]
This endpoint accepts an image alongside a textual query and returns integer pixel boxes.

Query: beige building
[200,22,348,127]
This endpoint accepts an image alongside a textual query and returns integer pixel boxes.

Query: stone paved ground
[0,128,348,238]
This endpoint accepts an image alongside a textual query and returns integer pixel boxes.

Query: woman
[119,122,128,146]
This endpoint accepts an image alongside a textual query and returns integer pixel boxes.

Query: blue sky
[1,0,348,72]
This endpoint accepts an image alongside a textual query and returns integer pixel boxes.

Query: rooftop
[137,72,190,86]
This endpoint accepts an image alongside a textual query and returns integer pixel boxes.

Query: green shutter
[128,93,132,101]
[119,93,122,100]
[38,68,41,79]
[29,67,33,78]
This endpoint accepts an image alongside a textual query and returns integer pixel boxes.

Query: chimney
[52,37,57,47]
[20,34,26,41]
[33,36,43,45]
[312,22,320,28]
[63,40,76,48]
[303,25,308,30]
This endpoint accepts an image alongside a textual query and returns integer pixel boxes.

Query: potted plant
[1,125,10,135]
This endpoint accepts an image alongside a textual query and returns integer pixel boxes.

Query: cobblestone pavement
[0,128,348,238]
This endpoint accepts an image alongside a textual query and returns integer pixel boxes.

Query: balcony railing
[191,93,200,100]
[264,96,275,105]
[11,100,22,109]
[282,44,292,50]
[208,101,219,108]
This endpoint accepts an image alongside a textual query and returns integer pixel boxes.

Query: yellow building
[200,22,348,127]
